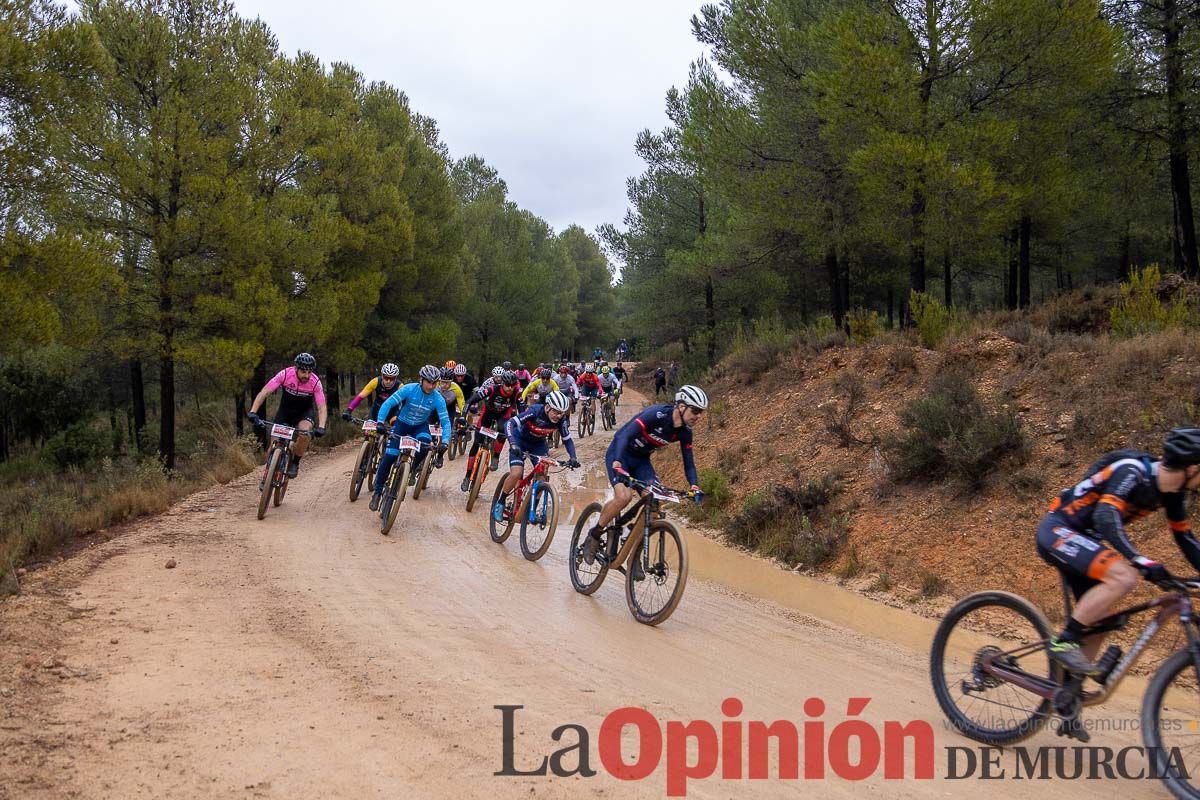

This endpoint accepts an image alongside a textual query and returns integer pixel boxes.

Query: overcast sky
[230,0,709,238]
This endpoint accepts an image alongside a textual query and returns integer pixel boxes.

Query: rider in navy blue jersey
[580,385,708,566]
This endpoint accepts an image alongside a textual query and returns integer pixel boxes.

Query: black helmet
[503,360,512,369]
[539,368,552,380]
[440,367,454,381]
[501,370,518,386]
[1164,428,1200,468]
[518,363,526,370]
[294,352,316,370]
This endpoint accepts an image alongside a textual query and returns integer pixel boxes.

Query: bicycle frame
[509,456,561,514]
[979,587,1200,706]
[602,488,673,570]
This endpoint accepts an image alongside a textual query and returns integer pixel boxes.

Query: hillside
[636,303,1200,622]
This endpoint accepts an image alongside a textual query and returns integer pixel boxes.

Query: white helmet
[675,385,708,410]
[491,366,504,379]
[381,363,400,378]
[544,390,570,413]
[454,363,466,376]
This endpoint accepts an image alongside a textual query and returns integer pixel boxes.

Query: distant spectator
[668,361,679,387]
[654,366,667,397]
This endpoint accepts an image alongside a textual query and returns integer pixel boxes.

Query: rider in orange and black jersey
[1037,429,1200,675]
[460,370,522,491]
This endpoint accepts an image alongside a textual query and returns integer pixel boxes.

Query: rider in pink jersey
[247,353,328,478]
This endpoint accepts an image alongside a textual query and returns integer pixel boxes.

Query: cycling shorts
[507,434,549,468]
[604,440,655,488]
[1035,512,1123,599]
[272,408,314,429]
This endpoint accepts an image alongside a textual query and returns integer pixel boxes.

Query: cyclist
[453,363,477,404]
[247,353,328,478]
[432,367,466,430]
[521,368,559,404]
[556,365,578,415]
[593,346,603,362]
[598,365,620,395]
[368,365,451,511]
[514,363,532,390]
[342,362,402,422]
[460,370,522,491]
[580,385,708,569]
[577,364,603,402]
[612,362,628,384]
[480,365,504,391]
[493,391,580,521]
[1037,428,1200,675]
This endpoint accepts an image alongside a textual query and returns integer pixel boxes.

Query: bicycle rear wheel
[625,521,688,625]
[413,451,435,499]
[519,482,559,561]
[489,478,516,543]
[1144,647,1200,800]
[257,448,282,520]
[929,591,1057,745]
[568,503,609,594]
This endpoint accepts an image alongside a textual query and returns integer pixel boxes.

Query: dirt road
[0,389,1169,799]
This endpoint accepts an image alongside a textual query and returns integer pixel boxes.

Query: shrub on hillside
[723,473,847,567]
[884,371,1029,488]
[1110,264,1192,337]
[722,316,798,382]
[847,308,882,344]
[909,291,959,348]
[43,421,113,469]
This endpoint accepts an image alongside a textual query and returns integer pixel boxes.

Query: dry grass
[0,425,256,576]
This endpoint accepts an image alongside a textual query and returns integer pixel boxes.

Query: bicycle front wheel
[350,438,372,501]
[381,460,410,536]
[257,448,282,520]
[930,591,1057,745]
[413,451,434,499]
[1144,647,1200,799]
[466,452,489,513]
[625,521,688,626]
[568,503,609,595]
[520,482,559,561]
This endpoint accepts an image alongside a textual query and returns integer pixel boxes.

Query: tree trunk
[159,353,175,470]
[1005,227,1019,310]
[943,248,952,307]
[130,359,146,452]
[839,249,850,333]
[235,392,245,436]
[325,367,340,412]
[909,184,927,296]
[825,245,844,328]
[1018,214,1032,309]
[1166,0,1200,278]
[887,286,894,329]
[705,275,717,365]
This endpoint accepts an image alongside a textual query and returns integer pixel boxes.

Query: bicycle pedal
[1055,716,1090,743]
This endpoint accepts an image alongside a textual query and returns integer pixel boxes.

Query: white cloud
[231,0,709,237]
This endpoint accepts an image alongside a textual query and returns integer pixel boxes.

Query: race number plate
[480,427,498,440]
[271,424,296,440]
[651,487,680,504]
[398,436,420,452]
[429,425,441,439]
[362,420,378,432]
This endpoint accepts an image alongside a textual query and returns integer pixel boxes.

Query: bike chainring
[965,645,1008,692]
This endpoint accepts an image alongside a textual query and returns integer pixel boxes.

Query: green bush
[1110,264,1192,337]
[884,371,1029,488]
[696,467,733,509]
[43,421,113,469]
[847,308,882,344]
[910,291,958,348]
[723,473,846,567]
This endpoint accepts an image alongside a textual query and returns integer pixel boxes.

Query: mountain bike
[488,455,576,561]
[600,394,616,430]
[378,434,428,535]
[412,424,441,499]
[577,396,596,438]
[449,411,474,461]
[930,570,1200,799]
[568,477,693,625]
[254,422,305,520]
[465,425,501,513]
[348,417,383,502]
